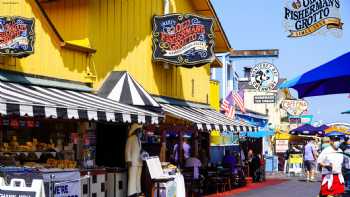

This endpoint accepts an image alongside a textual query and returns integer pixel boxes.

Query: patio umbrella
[324,126,350,136]
[289,124,324,136]
[279,52,350,98]
[341,110,350,114]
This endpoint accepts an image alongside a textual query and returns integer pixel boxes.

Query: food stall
[0,81,164,197]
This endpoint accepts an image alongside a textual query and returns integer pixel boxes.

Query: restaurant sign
[152,13,215,66]
[284,0,343,37]
[250,62,279,91]
[281,99,308,116]
[0,16,35,56]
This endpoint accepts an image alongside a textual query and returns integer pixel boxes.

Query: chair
[182,167,204,197]
[204,167,229,194]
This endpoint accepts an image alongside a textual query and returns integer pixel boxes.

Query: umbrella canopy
[289,124,324,136]
[324,126,350,136]
[279,52,350,98]
[341,110,350,114]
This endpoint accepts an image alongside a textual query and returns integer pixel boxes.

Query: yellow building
[0,0,230,107]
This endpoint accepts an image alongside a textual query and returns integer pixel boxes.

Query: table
[152,173,185,197]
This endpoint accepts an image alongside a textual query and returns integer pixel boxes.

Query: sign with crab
[250,62,279,91]
[152,13,215,67]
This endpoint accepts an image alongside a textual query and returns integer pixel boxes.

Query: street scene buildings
[0,0,349,197]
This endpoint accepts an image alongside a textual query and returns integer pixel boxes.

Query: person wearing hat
[321,137,331,151]
[125,123,143,197]
[317,136,345,197]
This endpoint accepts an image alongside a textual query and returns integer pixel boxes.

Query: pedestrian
[173,137,191,163]
[251,153,261,182]
[223,150,238,174]
[317,136,345,197]
[304,139,318,182]
[342,138,350,192]
[247,149,254,177]
[321,137,331,151]
[185,150,202,180]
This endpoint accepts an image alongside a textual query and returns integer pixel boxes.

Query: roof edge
[206,0,231,51]
[32,0,96,54]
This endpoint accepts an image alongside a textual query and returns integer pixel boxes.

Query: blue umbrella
[289,124,324,136]
[279,52,350,98]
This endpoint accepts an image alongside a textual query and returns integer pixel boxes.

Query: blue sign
[0,16,35,56]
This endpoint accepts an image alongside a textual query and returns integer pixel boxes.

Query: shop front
[0,78,163,197]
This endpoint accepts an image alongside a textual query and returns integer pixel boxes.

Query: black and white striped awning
[161,103,257,132]
[0,81,163,124]
[98,71,161,108]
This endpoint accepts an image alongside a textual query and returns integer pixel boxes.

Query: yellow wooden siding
[0,0,212,103]
[0,0,90,83]
[41,0,88,42]
[209,80,220,111]
[86,0,211,103]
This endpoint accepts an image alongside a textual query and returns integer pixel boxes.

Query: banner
[42,170,81,197]
[0,16,35,56]
[288,17,343,37]
[152,13,215,66]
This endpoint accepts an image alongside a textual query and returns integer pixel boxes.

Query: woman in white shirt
[317,136,345,197]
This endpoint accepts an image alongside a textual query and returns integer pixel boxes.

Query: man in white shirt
[317,136,345,197]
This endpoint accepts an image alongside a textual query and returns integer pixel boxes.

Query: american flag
[221,91,235,119]
[232,90,246,113]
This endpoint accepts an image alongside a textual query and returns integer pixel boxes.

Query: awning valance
[161,103,257,132]
[0,81,163,124]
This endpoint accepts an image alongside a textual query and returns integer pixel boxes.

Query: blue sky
[212,0,350,125]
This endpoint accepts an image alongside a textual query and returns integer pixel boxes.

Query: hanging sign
[254,94,276,104]
[301,115,313,124]
[288,116,302,124]
[281,99,308,116]
[284,0,343,38]
[250,62,279,91]
[0,16,35,56]
[152,13,215,66]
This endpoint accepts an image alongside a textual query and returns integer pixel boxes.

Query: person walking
[304,140,318,182]
[342,138,350,192]
[317,136,345,197]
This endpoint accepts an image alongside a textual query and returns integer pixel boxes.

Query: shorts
[304,160,316,171]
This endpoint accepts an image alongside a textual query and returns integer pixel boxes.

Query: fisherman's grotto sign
[284,0,343,37]
[152,14,215,67]
[0,16,35,57]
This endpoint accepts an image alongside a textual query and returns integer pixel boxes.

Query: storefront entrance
[96,123,129,167]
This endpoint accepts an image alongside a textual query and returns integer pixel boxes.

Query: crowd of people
[283,137,350,197]
[171,137,265,183]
